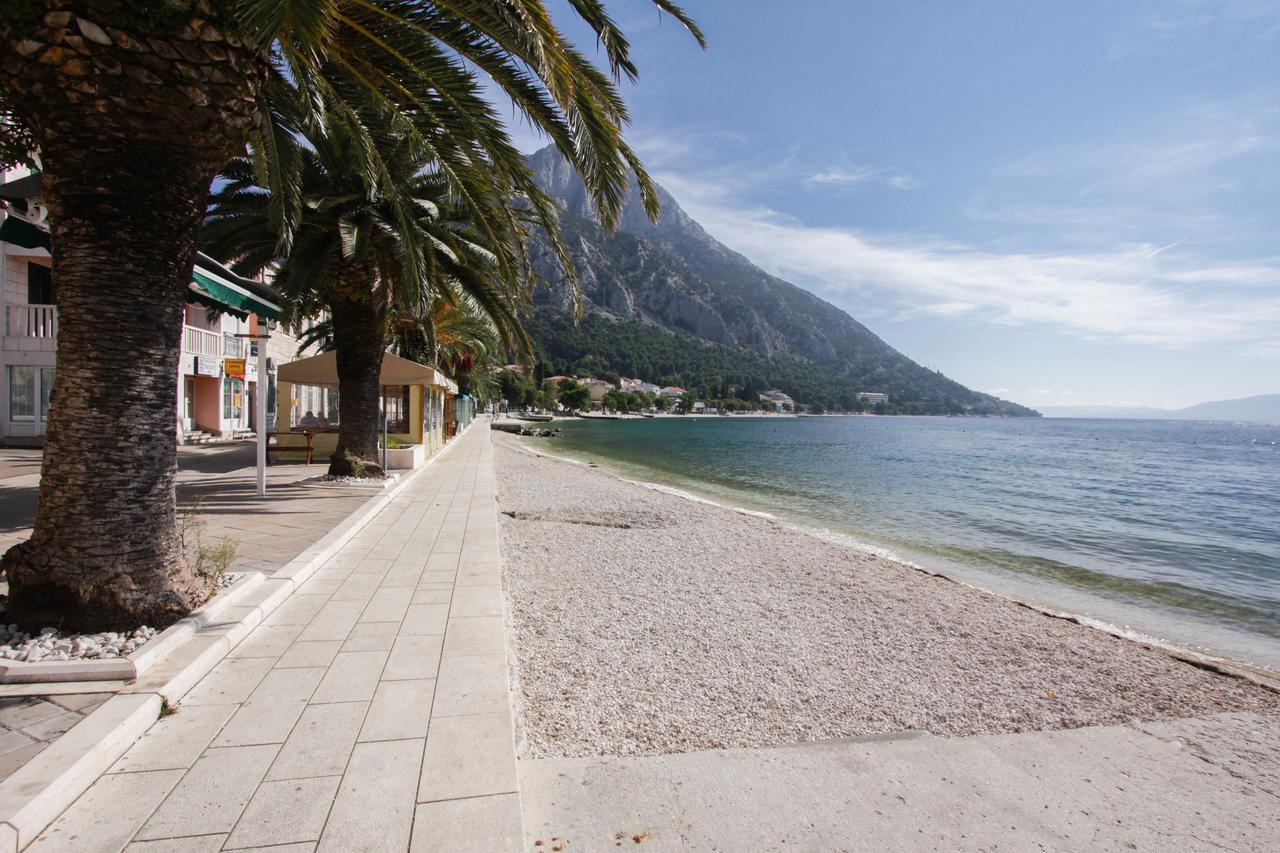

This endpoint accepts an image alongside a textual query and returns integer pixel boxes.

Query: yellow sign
[224,358,246,379]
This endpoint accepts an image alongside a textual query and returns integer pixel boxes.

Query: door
[183,377,195,431]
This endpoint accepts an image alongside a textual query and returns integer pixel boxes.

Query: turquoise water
[545,416,1280,670]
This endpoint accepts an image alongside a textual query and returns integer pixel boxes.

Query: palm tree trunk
[0,4,264,630]
[328,283,389,478]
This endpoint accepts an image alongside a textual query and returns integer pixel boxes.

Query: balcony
[5,304,57,338]
[182,324,221,357]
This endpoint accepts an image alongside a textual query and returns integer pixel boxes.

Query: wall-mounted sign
[224,357,246,379]
[195,356,219,377]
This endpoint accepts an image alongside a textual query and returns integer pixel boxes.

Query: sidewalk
[26,425,519,852]
[0,445,381,784]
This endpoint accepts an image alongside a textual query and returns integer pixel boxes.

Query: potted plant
[380,437,425,469]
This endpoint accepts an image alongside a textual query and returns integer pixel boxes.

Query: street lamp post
[237,324,274,497]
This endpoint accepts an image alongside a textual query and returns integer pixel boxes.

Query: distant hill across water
[523,146,1037,417]
[1040,394,1280,423]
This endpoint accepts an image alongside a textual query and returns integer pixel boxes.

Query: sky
[501,0,1279,410]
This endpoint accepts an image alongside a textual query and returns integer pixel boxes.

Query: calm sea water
[545,416,1280,670]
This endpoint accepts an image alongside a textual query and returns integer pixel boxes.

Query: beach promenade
[26,425,521,851]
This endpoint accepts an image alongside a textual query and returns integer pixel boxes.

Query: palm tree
[0,1,704,630]
[205,102,527,476]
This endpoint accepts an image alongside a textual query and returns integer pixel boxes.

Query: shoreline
[494,433,1280,759]
[518,432,1280,679]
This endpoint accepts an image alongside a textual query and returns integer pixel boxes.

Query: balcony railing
[5,304,57,338]
[183,324,221,357]
[223,333,244,358]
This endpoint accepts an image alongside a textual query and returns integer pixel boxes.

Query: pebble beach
[494,434,1280,759]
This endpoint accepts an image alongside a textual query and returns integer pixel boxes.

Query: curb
[0,422,474,852]
[0,573,263,685]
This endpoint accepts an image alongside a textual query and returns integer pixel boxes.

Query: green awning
[0,216,50,250]
[1,214,282,321]
[190,262,282,321]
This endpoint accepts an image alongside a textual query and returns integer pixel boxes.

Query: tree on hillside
[557,379,591,413]
[0,1,704,631]
[680,390,696,413]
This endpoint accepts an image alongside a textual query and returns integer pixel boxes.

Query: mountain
[522,147,1037,416]
[1041,394,1280,423]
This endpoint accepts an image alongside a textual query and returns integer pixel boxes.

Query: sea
[544,415,1280,672]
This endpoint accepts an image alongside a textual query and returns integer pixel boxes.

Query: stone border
[0,424,475,852]
[0,573,263,685]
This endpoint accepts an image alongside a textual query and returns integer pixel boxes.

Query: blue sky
[505,1,1279,409]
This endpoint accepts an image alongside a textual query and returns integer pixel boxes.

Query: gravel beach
[494,434,1280,759]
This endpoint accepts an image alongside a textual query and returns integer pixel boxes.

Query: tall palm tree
[204,100,527,476]
[0,1,703,630]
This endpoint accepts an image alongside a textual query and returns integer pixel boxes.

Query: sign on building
[195,356,219,377]
[224,357,246,379]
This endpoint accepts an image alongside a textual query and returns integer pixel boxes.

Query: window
[8,366,35,421]
[27,263,54,305]
[223,377,243,421]
[379,386,409,433]
[39,368,54,421]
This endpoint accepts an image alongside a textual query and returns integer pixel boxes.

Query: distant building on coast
[620,377,661,394]
[583,378,615,407]
[760,389,795,412]
[857,392,889,405]
[659,386,685,399]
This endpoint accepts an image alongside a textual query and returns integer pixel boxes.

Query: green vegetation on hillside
[526,312,1038,416]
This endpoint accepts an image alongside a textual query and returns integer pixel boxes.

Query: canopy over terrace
[276,351,458,459]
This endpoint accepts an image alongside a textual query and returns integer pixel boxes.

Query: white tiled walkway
[30,426,521,852]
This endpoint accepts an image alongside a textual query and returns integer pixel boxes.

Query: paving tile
[399,604,449,636]
[213,667,326,747]
[182,656,276,706]
[0,697,64,729]
[275,640,343,669]
[294,578,343,596]
[359,680,435,743]
[137,744,279,840]
[312,650,388,703]
[296,599,365,642]
[19,709,82,741]
[266,701,367,781]
[410,793,522,853]
[455,562,500,587]
[441,616,506,658]
[418,570,456,585]
[359,587,412,623]
[224,776,340,849]
[411,588,452,606]
[262,594,331,627]
[447,586,503,618]
[29,768,184,852]
[383,635,443,681]
[381,568,423,588]
[48,693,111,713]
[0,740,45,777]
[226,622,305,659]
[124,836,227,852]
[0,729,35,754]
[341,621,400,653]
[418,709,517,803]
[431,654,509,718]
[111,704,238,773]
[317,739,423,853]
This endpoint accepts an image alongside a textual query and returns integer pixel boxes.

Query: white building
[759,389,795,412]
[1,167,292,444]
[857,392,889,405]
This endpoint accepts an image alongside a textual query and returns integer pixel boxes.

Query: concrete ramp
[519,712,1280,851]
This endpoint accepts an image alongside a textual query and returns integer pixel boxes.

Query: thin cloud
[657,172,1280,351]
[807,167,880,185]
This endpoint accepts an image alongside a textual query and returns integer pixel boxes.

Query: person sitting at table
[298,410,321,429]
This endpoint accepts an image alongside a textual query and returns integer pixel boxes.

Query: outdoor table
[266,430,314,465]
